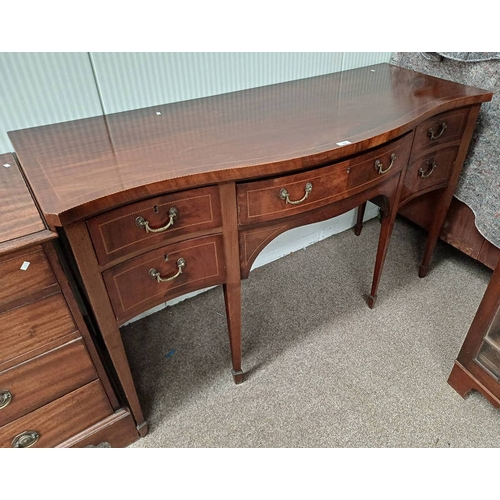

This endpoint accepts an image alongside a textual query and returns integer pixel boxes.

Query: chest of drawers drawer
[0,293,78,368]
[411,107,470,159]
[237,134,413,226]
[0,246,57,310]
[402,146,459,202]
[87,185,222,265]
[103,234,226,323]
[0,153,139,447]
[0,380,113,448]
[0,339,97,426]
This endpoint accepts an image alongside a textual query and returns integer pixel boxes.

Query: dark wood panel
[237,134,412,226]
[103,235,226,324]
[401,146,458,203]
[0,154,45,244]
[87,185,222,265]
[0,246,57,310]
[478,239,500,270]
[9,64,492,226]
[0,339,97,426]
[398,194,500,270]
[57,409,140,448]
[410,107,469,159]
[0,380,113,448]
[0,293,77,366]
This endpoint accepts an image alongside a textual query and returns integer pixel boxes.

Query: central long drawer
[236,133,413,226]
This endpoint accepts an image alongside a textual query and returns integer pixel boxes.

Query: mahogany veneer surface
[8,63,493,228]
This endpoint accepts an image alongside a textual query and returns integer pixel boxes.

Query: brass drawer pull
[279,182,313,205]
[135,207,178,233]
[419,161,437,178]
[12,430,40,448]
[149,258,186,283]
[428,122,447,140]
[0,390,12,409]
[374,153,396,175]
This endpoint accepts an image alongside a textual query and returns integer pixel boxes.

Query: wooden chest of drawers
[0,154,140,448]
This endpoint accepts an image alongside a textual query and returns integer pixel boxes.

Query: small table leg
[353,202,367,236]
[223,282,244,384]
[368,203,398,309]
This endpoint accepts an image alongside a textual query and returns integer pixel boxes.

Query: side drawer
[87,186,222,265]
[0,246,57,309]
[0,293,78,367]
[401,146,459,203]
[103,235,226,324]
[0,339,97,426]
[237,134,413,226]
[411,107,470,159]
[0,380,113,448]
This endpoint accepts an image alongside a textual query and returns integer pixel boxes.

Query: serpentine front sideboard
[8,63,493,439]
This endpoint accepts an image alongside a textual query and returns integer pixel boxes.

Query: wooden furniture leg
[220,182,244,384]
[223,282,244,384]
[63,221,148,435]
[354,202,367,236]
[368,196,400,309]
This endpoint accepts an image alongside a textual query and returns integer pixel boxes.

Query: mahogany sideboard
[0,153,140,447]
[8,63,493,442]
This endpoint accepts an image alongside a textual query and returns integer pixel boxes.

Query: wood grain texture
[41,240,120,410]
[0,245,57,310]
[409,107,470,160]
[57,409,140,448]
[64,219,146,431]
[400,146,458,204]
[103,234,226,324]
[239,173,403,278]
[0,339,97,426]
[237,134,412,226]
[9,64,492,227]
[87,185,222,265]
[399,195,500,271]
[0,380,113,448]
[0,153,46,243]
[0,292,77,366]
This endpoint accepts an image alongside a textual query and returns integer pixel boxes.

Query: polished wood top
[9,63,492,228]
[0,153,54,253]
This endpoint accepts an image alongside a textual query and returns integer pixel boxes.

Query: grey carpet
[122,217,498,448]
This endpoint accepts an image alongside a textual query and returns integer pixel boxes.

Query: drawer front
[103,235,226,323]
[411,107,470,159]
[87,186,222,265]
[0,293,77,366]
[402,146,459,202]
[0,380,113,448]
[0,339,97,426]
[0,246,57,309]
[237,134,413,225]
